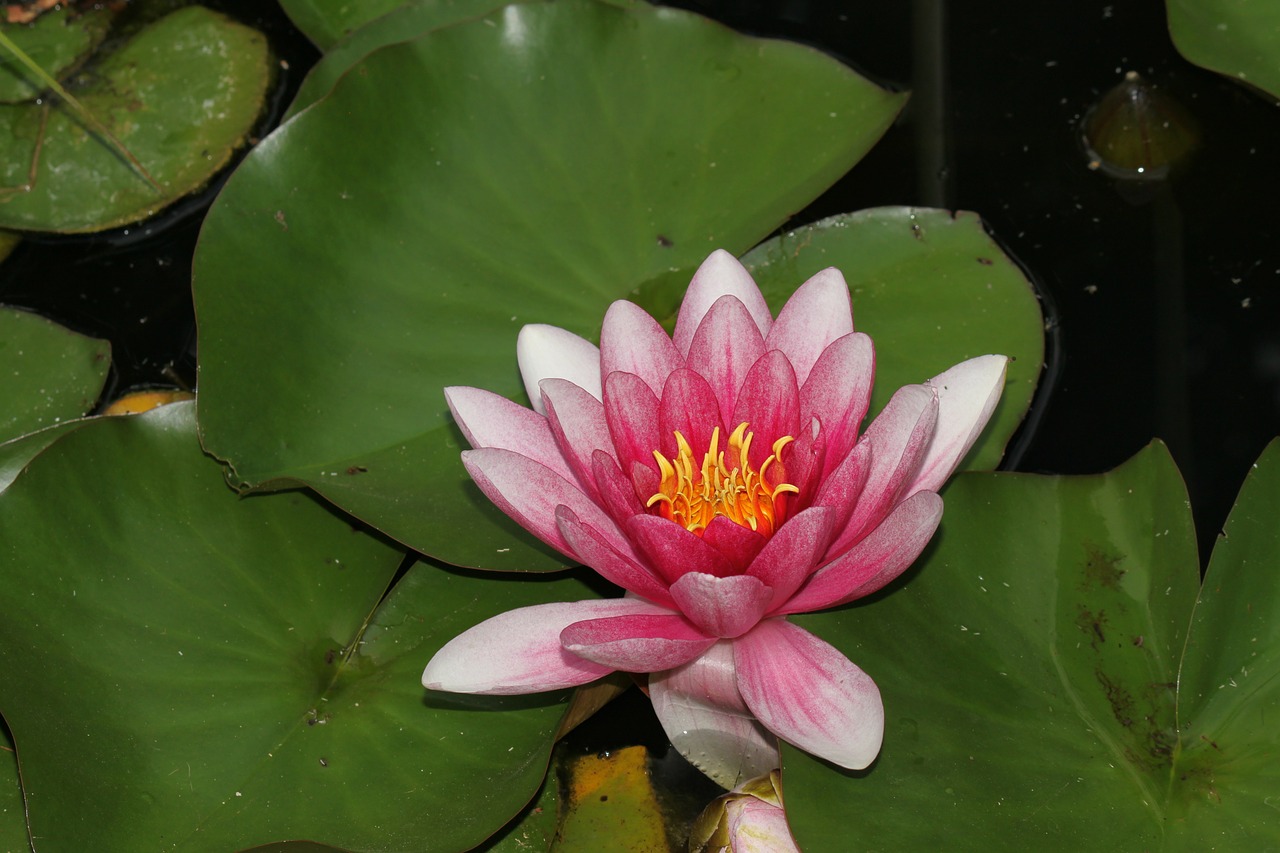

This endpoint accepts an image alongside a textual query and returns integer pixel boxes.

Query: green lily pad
[279,0,416,50]
[286,0,515,120]
[0,4,115,103]
[482,771,560,852]
[193,0,906,571]
[742,209,1043,473]
[0,305,109,443]
[1168,0,1280,101]
[0,7,271,233]
[0,402,603,850]
[1,722,25,852]
[784,440,1280,849]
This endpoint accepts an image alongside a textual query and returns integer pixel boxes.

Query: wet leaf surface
[785,441,1280,850]
[0,305,108,442]
[0,402,604,850]
[1168,0,1280,101]
[194,0,905,570]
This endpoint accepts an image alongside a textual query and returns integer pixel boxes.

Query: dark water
[673,0,1280,564]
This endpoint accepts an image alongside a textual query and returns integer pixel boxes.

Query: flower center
[646,422,797,538]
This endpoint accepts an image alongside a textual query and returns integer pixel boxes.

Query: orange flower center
[646,422,797,538]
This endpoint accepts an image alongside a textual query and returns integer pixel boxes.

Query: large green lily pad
[0,305,108,443]
[0,7,271,233]
[194,0,906,571]
[286,0,514,119]
[1168,0,1280,101]
[1,723,24,852]
[279,0,416,50]
[785,440,1280,849]
[0,4,114,103]
[0,402,603,850]
[743,209,1042,473]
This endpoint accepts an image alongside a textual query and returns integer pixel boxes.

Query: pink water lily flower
[423,250,1007,787]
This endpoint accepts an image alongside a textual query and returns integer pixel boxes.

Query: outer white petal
[909,354,1008,494]
[422,598,664,695]
[649,640,779,789]
[516,324,602,415]
[673,250,773,356]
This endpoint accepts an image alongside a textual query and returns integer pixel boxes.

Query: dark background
[3,0,1277,564]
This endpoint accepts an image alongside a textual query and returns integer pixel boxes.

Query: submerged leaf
[0,7,272,233]
[0,4,114,103]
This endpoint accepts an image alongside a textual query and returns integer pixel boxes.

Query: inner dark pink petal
[591,450,647,526]
[799,332,875,480]
[658,368,723,459]
[686,295,767,425]
[555,505,675,607]
[560,612,714,672]
[604,370,662,475]
[730,349,800,471]
[701,515,767,571]
[626,514,735,583]
[669,572,771,639]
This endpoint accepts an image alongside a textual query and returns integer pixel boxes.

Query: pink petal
[746,506,835,608]
[730,349,800,472]
[604,370,661,475]
[687,296,767,426]
[835,384,937,553]
[809,437,871,537]
[590,450,647,526]
[556,506,673,607]
[779,491,943,614]
[734,619,883,770]
[560,612,714,671]
[765,267,854,387]
[669,572,772,638]
[600,300,683,397]
[649,640,779,788]
[673,250,773,357]
[422,598,659,694]
[444,386,575,484]
[702,516,767,571]
[541,378,615,500]
[780,415,826,508]
[799,333,875,479]
[517,324,602,415]
[908,355,1009,494]
[626,515,734,583]
[659,368,723,461]
[462,448,627,559]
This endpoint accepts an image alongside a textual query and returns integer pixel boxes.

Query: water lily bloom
[423,250,1007,787]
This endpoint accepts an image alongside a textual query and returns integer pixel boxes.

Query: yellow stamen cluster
[646,423,797,538]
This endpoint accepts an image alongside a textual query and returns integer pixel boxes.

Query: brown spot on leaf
[1081,542,1125,590]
